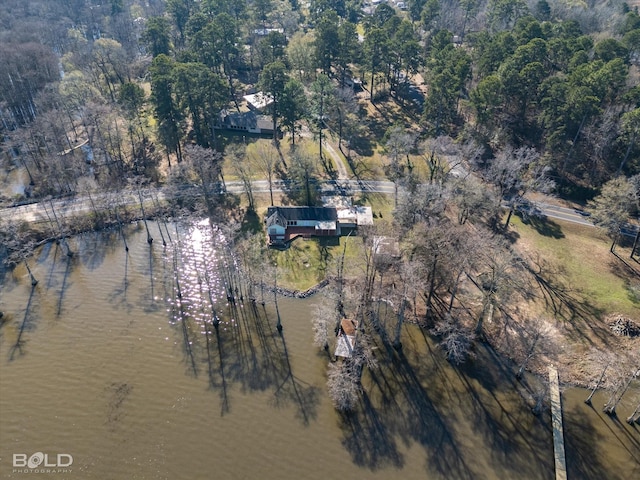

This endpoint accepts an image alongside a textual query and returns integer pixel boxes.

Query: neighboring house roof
[266,206,338,222]
[244,92,274,111]
[336,206,374,226]
[335,334,356,358]
[222,110,257,129]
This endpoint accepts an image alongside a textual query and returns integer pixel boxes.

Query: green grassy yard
[511,215,639,319]
[274,234,365,291]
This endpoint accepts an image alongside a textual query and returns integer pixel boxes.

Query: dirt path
[323,137,349,180]
[298,126,350,180]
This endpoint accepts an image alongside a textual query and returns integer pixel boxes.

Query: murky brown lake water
[1,220,638,479]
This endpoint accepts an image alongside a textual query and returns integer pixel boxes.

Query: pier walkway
[549,365,567,480]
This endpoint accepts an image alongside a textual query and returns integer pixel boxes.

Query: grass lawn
[510,215,639,320]
[274,234,365,291]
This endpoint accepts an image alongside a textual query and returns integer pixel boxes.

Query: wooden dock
[549,365,567,480]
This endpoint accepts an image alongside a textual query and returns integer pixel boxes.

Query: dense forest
[0,0,639,201]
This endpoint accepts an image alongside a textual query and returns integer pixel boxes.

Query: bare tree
[228,144,255,211]
[470,231,527,336]
[312,299,337,352]
[451,175,499,225]
[130,177,153,244]
[1,218,38,286]
[432,313,475,365]
[249,141,279,206]
[584,349,612,405]
[515,317,553,380]
[588,175,639,253]
[483,146,554,229]
[326,361,360,411]
[604,366,639,416]
[170,145,224,218]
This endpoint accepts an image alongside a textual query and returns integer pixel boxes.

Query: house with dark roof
[218,110,274,136]
[266,207,338,245]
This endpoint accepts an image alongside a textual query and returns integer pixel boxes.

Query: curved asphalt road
[1,179,637,238]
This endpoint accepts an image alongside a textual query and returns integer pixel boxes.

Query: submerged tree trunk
[585,362,609,405]
[137,185,153,244]
[604,368,638,415]
[24,259,38,286]
[627,403,640,424]
[393,285,408,350]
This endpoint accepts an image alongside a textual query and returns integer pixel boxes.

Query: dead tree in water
[132,178,153,244]
[326,360,360,411]
[9,284,37,360]
[627,402,640,424]
[432,314,474,365]
[585,362,609,405]
[393,282,408,350]
[113,204,129,252]
[44,199,73,257]
[312,300,335,353]
[2,220,39,286]
[150,189,172,245]
[274,261,282,332]
[604,368,639,416]
[531,380,549,416]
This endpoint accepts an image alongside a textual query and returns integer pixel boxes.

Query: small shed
[335,318,358,358]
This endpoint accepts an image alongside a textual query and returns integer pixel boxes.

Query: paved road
[2,179,637,239]
[534,202,594,227]
[0,179,397,225]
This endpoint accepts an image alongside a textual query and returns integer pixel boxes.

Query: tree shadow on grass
[348,134,375,158]
[524,255,611,347]
[520,214,565,239]
[240,208,263,235]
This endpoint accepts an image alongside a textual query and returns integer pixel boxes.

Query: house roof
[316,221,337,230]
[256,115,273,132]
[266,206,337,222]
[220,110,274,133]
[335,318,358,358]
[336,206,374,225]
[244,92,273,110]
[266,209,287,228]
[222,110,258,129]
